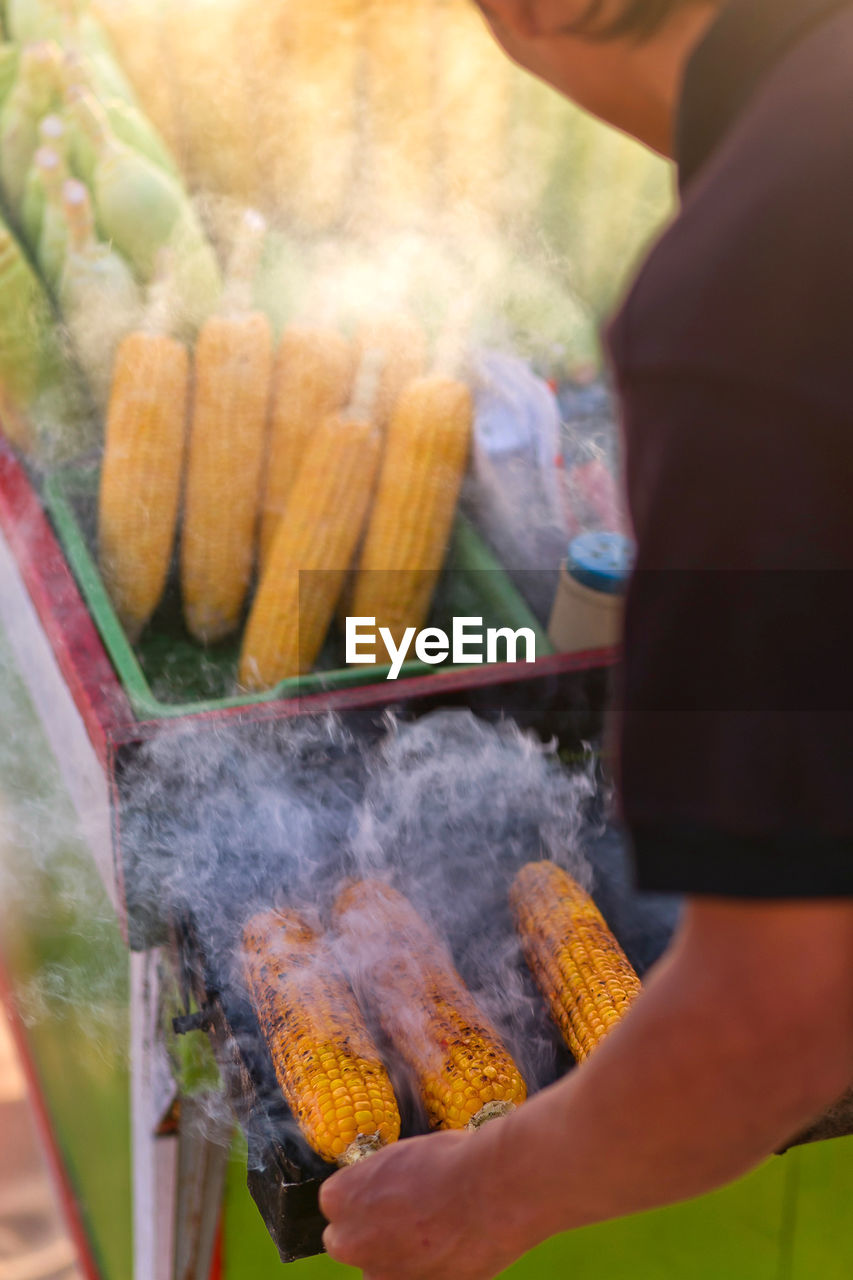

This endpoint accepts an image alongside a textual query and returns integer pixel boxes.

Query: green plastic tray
[43,467,552,720]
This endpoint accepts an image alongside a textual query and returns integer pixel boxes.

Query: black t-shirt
[607,0,853,896]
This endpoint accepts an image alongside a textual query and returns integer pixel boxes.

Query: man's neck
[611,4,721,155]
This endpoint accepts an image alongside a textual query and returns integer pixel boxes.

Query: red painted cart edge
[0,437,135,758]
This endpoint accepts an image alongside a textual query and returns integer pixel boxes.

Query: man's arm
[321,899,853,1280]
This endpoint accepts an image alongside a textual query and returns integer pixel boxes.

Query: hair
[576,0,709,39]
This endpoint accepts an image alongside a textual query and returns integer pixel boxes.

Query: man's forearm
[482,903,853,1252]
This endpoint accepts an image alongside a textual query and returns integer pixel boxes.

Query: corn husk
[0,210,92,460]
[67,88,220,327]
[0,43,20,110]
[19,112,64,246]
[0,40,61,211]
[58,178,141,413]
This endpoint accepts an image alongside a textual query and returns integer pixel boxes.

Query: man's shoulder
[610,16,853,409]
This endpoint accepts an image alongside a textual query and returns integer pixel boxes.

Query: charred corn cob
[355,313,427,429]
[350,374,472,660]
[242,906,401,1166]
[181,212,272,643]
[333,879,527,1131]
[510,861,642,1063]
[238,355,382,691]
[259,325,355,571]
[98,270,190,640]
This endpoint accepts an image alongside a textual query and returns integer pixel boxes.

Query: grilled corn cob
[333,879,527,1130]
[355,313,427,429]
[238,354,383,691]
[98,269,190,640]
[241,906,401,1166]
[510,861,642,1063]
[181,211,272,643]
[259,325,355,571]
[350,374,472,660]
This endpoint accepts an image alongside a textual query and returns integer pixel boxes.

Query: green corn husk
[165,204,222,339]
[0,210,93,461]
[58,176,141,412]
[20,112,64,246]
[0,43,20,111]
[63,57,177,179]
[0,40,61,212]
[67,91,190,276]
[101,96,178,177]
[33,145,68,287]
[5,0,68,43]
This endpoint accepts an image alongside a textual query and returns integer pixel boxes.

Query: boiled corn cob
[350,374,472,660]
[333,879,527,1131]
[181,211,272,643]
[241,906,401,1166]
[238,355,383,691]
[510,861,642,1063]
[259,325,355,571]
[160,0,257,202]
[355,313,427,429]
[98,268,190,640]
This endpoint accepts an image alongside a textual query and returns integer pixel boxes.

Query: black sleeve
[617,372,853,897]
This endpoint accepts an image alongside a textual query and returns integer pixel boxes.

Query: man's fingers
[318,1168,352,1220]
[323,1222,358,1265]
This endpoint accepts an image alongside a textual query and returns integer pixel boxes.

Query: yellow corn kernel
[333,879,527,1131]
[510,861,642,1063]
[350,374,472,662]
[238,406,381,691]
[259,325,355,571]
[181,309,273,642]
[242,906,401,1166]
[98,330,189,640]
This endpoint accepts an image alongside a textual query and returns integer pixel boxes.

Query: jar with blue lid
[548,532,635,654]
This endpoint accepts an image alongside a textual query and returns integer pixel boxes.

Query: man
[321,3,853,1276]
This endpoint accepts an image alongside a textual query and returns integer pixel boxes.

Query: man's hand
[319,899,853,1279]
[320,1126,527,1280]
